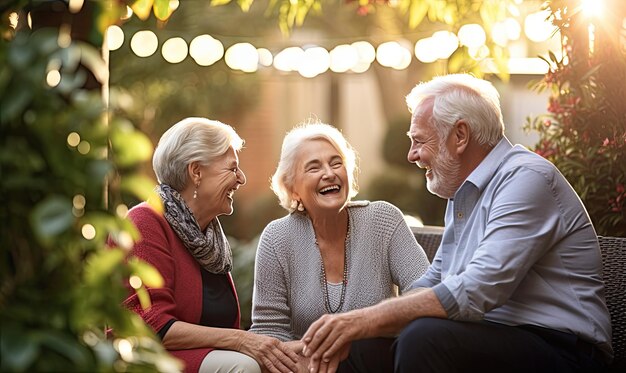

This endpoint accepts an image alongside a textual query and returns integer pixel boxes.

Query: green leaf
[237,0,254,12]
[120,175,158,202]
[211,0,233,6]
[135,285,152,310]
[0,326,39,371]
[408,0,429,29]
[129,258,164,288]
[153,0,172,20]
[36,331,91,367]
[30,196,74,239]
[85,249,126,284]
[0,83,33,122]
[111,125,154,168]
[131,0,154,20]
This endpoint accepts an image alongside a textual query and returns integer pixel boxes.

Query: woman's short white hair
[152,117,244,191]
[405,73,505,147]
[271,121,359,213]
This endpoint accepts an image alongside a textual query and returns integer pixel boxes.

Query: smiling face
[290,139,349,214]
[407,103,462,199]
[196,146,246,221]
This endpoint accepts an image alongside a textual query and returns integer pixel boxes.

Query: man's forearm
[359,287,448,338]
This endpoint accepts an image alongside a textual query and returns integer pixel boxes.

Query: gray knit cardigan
[250,200,430,341]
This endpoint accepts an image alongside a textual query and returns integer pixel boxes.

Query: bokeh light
[129,275,143,289]
[415,37,438,63]
[299,46,330,78]
[376,41,411,70]
[121,6,133,20]
[81,224,96,240]
[67,132,80,147]
[274,47,304,72]
[9,12,18,29]
[46,70,61,87]
[130,30,158,57]
[73,194,86,209]
[161,37,188,64]
[106,25,124,51]
[189,34,224,66]
[330,44,358,73]
[458,24,486,48]
[432,31,459,59]
[77,141,91,155]
[225,43,259,73]
[257,48,273,67]
[524,10,557,43]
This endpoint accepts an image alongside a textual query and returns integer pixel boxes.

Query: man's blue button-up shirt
[411,137,612,360]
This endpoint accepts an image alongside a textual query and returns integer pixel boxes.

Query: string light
[524,9,557,43]
[106,25,125,51]
[110,14,555,76]
[130,30,158,57]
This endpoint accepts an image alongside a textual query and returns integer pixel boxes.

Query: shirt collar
[464,137,512,193]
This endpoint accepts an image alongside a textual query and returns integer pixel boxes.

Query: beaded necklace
[317,218,350,314]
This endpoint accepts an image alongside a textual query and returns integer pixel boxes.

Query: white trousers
[199,350,262,373]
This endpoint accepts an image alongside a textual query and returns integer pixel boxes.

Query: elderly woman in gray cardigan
[250,121,430,373]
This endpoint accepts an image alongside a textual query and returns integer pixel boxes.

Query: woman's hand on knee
[240,333,300,373]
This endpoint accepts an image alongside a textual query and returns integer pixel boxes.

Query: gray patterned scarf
[156,184,232,274]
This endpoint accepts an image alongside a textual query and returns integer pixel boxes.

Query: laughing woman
[121,118,298,373]
[250,122,430,372]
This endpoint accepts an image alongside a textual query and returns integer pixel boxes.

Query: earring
[193,182,199,199]
[297,201,305,212]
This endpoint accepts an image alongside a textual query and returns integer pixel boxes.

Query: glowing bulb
[273,47,304,72]
[329,44,358,73]
[524,10,557,43]
[431,31,459,59]
[458,24,486,48]
[189,35,224,66]
[352,41,376,63]
[257,48,273,67]
[298,47,330,78]
[225,43,259,73]
[130,30,158,58]
[161,37,188,64]
[377,41,411,69]
[414,38,438,63]
[106,25,124,51]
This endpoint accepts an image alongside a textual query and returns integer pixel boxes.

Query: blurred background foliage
[525,0,626,236]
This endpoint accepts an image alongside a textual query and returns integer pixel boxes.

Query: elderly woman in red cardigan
[122,117,299,373]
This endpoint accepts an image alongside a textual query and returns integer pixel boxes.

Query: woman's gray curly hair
[271,121,359,213]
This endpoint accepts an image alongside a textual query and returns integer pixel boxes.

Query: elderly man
[301,74,612,373]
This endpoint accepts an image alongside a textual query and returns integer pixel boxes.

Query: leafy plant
[525,0,626,235]
[0,1,183,371]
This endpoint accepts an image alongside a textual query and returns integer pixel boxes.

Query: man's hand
[301,311,365,372]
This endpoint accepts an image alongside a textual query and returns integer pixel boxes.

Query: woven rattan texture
[599,236,626,364]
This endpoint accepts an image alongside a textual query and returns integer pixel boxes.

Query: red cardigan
[123,202,241,373]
